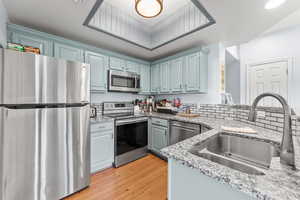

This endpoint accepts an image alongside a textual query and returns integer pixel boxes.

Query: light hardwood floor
[65,154,168,200]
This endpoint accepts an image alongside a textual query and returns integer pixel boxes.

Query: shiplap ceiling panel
[85,0,215,50]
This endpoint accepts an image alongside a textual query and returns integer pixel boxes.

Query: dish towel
[221,126,257,134]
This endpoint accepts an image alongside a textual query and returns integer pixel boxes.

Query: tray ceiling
[84,0,215,50]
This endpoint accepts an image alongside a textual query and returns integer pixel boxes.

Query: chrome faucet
[248,93,295,168]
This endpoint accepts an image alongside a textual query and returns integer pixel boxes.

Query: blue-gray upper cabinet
[199,51,208,93]
[184,52,201,92]
[10,32,53,56]
[140,64,151,94]
[170,57,184,93]
[126,61,140,73]
[85,51,109,92]
[151,64,161,93]
[109,57,126,71]
[54,42,84,62]
[160,62,170,93]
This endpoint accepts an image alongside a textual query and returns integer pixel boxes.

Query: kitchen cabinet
[151,64,161,93]
[109,57,126,71]
[184,52,201,92]
[11,32,53,56]
[170,57,184,93]
[153,50,208,95]
[150,118,169,154]
[90,121,114,174]
[160,62,170,93]
[126,61,140,73]
[140,64,151,94]
[54,42,84,62]
[85,51,109,92]
[152,125,168,153]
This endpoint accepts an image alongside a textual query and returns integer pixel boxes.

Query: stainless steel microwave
[108,70,141,93]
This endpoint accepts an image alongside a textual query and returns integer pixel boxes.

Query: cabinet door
[11,32,53,56]
[160,62,170,93]
[185,52,200,92]
[90,130,114,173]
[140,64,151,94]
[170,58,183,92]
[85,51,108,92]
[109,57,126,71]
[54,42,84,62]
[152,125,168,152]
[199,52,208,93]
[151,64,160,93]
[126,61,140,73]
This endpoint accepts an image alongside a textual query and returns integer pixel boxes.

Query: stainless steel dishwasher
[169,121,201,145]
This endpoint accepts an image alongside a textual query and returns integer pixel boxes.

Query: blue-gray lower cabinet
[150,118,169,154]
[10,32,53,56]
[85,51,109,92]
[54,42,84,62]
[90,121,114,174]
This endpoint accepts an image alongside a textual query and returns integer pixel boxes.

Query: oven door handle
[116,118,148,126]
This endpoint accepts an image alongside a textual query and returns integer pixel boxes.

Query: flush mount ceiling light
[265,0,286,10]
[135,0,163,18]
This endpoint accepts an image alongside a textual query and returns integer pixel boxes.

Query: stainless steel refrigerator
[0,49,91,200]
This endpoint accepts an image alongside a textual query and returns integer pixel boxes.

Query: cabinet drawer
[152,118,168,127]
[90,122,114,133]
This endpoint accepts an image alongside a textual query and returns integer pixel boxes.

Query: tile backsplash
[183,104,300,135]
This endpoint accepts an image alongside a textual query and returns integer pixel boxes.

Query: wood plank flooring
[65,155,168,200]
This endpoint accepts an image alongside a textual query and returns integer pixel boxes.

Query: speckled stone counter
[90,116,114,124]
[145,113,300,200]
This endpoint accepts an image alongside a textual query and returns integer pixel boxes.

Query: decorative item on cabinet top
[84,0,215,50]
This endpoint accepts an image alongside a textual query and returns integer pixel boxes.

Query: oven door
[115,118,148,167]
[108,70,140,93]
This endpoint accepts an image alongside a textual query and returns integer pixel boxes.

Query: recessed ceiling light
[265,0,286,10]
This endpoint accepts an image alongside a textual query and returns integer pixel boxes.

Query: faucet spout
[248,93,295,168]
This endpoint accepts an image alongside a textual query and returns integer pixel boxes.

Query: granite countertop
[90,116,114,124]
[145,112,300,200]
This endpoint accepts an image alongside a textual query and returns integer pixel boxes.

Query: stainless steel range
[102,102,148,167]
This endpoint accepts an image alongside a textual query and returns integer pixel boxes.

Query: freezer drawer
[0,49,90,105]
[0,105,90,200]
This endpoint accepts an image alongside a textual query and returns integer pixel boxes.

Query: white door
[249,61,288,107]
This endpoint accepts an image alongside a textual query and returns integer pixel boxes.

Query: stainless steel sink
[189,133,280,175]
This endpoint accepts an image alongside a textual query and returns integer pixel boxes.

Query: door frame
[245,57,295,106]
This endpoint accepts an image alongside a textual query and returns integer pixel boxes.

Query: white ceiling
[3,0,300,61]
[108,0,190,28]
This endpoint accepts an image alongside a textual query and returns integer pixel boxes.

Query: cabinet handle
[98,126,106,129]
[111,133,114,139]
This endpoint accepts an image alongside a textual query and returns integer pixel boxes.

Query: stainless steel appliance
[0,49,91,200]
[169,121,201,145]
[102,102,148,167]
[108,70,141,93]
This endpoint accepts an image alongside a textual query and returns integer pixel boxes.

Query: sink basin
[189,133,280,175]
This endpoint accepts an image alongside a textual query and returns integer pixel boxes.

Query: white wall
[0,0,7,47]
[240,25,300,113]
[157,43,222,104]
